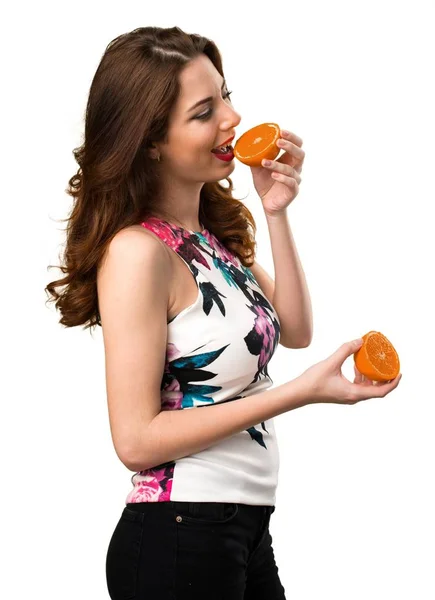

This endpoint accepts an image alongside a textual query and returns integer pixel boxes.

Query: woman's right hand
[297,338,402,405]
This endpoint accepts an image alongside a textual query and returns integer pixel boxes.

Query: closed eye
[195,90,233,121]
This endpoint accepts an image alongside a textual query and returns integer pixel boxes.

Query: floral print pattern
[125,218,281,505]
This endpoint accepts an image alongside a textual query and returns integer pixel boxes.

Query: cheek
[181,140,215,163]
[188,125,216,152]
[170,127,215,163]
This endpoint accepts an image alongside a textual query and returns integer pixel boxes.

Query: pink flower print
[161,377,183,411]
[159,477,173,501]
[201,230,239,267]
[161,342,184,410]
[166,342,179,363]
[141,218,185,252]
[141,218,210,270]
[252,304,276,369]
[126,467,174,503]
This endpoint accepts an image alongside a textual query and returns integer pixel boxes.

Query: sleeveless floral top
[125,217,281,506]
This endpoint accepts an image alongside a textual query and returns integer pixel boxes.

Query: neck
[153,178,205,232]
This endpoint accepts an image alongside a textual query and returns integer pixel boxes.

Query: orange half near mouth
[233,123,281,167]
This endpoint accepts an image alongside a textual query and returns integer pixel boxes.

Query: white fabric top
[125,217,281,507]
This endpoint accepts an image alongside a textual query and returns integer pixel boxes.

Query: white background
[2,0,434,598]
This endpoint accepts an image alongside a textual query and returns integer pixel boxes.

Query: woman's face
[156,54,242,183]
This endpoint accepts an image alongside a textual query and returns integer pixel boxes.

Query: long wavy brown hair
[45,26,257,330]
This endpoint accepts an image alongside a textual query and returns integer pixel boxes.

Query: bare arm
[97,227,171,469]
[97,227,310,473]
[137,378,308,472]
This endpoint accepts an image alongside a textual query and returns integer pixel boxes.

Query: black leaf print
[246,425,268,449]
[244,326,263,356]
[200,281,227,316]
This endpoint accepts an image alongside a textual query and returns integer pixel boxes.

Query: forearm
[265,210,313,346]
[128,377,310,472]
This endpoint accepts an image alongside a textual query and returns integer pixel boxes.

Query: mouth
[211,135,236,154]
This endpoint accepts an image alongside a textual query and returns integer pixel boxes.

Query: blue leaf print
[213,255,240,288]
[173,344,229,370]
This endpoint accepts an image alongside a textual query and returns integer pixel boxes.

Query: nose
[219,103,242,134]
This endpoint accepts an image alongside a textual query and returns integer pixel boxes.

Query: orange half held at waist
[354,331,400,382]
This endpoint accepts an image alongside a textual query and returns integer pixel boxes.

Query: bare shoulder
[97,224,173,331]
[99,224,173,274]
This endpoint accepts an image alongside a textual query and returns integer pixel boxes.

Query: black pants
[106,501,286,599]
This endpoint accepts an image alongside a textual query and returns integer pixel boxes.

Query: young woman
[45,25,401,600]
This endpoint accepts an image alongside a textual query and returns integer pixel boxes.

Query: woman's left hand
[250,129,305,217]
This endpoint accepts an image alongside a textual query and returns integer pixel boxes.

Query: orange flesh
[366,335,399,375]
[234,123,281,167]
[354,331,400,381]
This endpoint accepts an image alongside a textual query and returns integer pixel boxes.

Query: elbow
[124,448,154,472]
[298,339,312,349]
[292,338,312,349]
[117,444,147,472]
[298,333,313,348]
[123,455,148,473]
[280,332,313,349]
[123,456,141,472]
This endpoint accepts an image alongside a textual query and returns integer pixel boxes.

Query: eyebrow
[187,79,227,113]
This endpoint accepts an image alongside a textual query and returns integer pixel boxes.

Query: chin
[219,159,236,171]
[212,162,235,179]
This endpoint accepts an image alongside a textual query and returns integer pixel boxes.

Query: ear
[147,143,160,160]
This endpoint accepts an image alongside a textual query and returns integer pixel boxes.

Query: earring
[157,154,161,163]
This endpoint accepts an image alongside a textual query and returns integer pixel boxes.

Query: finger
[275,139,305,171]
[262,159,302,184]
[280,129,304,147]
[268,171,300,191]
[335,339,364,368]
[277,151,304,176]
[364,373,402,398]
[353,364,362,384]
[355,374,377,387]
[353,363,366,383]
[276,136,305,162]
[371,376,397,386]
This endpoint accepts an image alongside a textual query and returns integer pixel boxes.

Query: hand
[250,129,305,216]
[296,339,402,405]
[353,366,394,386]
